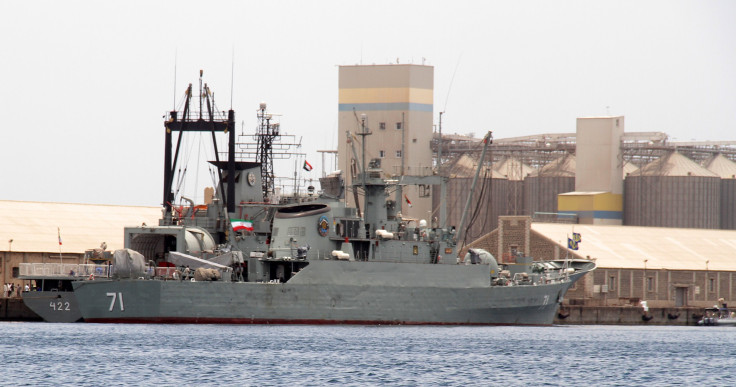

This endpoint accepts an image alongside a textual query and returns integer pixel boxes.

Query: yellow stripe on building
[339,87,433,105]
[559,192,623,212]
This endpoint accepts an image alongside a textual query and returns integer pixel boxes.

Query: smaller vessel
[697,306,736,326]
[20,247,112,323]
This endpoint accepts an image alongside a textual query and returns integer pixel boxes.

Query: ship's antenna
[173,49,177,110]
[444,53,462,113]
[230,46,235,110]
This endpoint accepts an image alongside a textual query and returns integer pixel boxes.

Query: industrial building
[0,200,161,294]
[436,118,736,231]
[337,64,435,221]
[468,215,736,309]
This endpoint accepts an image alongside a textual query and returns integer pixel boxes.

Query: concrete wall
[590,267,736,308]
[575,116,624,194]
[554,306,701,325]
[0,299,42,321]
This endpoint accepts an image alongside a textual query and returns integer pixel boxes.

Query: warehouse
[0,200,161,294]
[467,215,736,308]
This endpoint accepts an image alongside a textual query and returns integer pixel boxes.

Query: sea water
[1,323,734,386]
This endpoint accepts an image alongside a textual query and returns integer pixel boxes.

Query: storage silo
[523,153,576,218]
[623,161,639,178]
[494,157,534,216]
[436,154,509,243]
[624,151,720,228]
[704,154,736,230]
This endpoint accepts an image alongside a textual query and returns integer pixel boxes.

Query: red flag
[57,227,62,245]
[404,194,412,208]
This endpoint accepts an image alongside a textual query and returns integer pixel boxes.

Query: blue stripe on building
[573,211,623,220]
[339,103,433,112]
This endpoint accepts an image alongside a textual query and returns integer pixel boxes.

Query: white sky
[1,0,734,207]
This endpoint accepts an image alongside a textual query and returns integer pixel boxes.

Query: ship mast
[236,103,301,201]
[255,103,277,199]
[164,70,236,216]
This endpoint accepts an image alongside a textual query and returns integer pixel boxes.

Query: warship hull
[72,261,584,325]
[21,290,83,323]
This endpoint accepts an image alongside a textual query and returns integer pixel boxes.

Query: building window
[396,122,402,130]
[396,150,402,158]
[709,278,716,293]
[646,277,654,292]
[379,150,385,158]
[379,122,386,130]
[418,184,431,197]
[608,275,616,291]
[12,267,19,278]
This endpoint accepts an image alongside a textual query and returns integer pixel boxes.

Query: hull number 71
[107,292,125,312]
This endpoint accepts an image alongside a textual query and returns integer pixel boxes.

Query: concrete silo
[704,154,736,230]
[624,152,720,228]
[523,153,576,218]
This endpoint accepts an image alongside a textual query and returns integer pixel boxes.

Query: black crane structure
[163,73,236,216]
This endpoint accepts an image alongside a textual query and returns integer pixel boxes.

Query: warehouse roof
[532,222,736,271]
[0,200,162,254]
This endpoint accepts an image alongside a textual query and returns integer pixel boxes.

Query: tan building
[557,116,624,225]
[337,64,434,221]
[0,200,161,295]
[469,216,736,308]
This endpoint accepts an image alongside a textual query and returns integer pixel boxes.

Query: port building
[337,64,435,221]
[0,200,160,293]
[436,120,736,231]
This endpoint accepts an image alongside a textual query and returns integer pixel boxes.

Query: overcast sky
[1,0,734,207]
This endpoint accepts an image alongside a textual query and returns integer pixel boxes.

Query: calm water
[1,323,734,386]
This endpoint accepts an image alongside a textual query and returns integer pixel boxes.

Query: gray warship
[71,78,595,325]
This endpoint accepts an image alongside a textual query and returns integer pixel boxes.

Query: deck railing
[19,263,111,278]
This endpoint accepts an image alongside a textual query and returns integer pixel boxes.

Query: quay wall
[0,298,42,321]
[554,306,703,325]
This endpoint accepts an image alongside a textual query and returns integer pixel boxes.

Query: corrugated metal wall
[624,176,720,229]
[505,180,525,216]
[721,179,736,230]
[523,176,575,216]
[436,177,509,242]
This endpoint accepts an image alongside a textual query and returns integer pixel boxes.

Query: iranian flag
[231,219,254,232]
